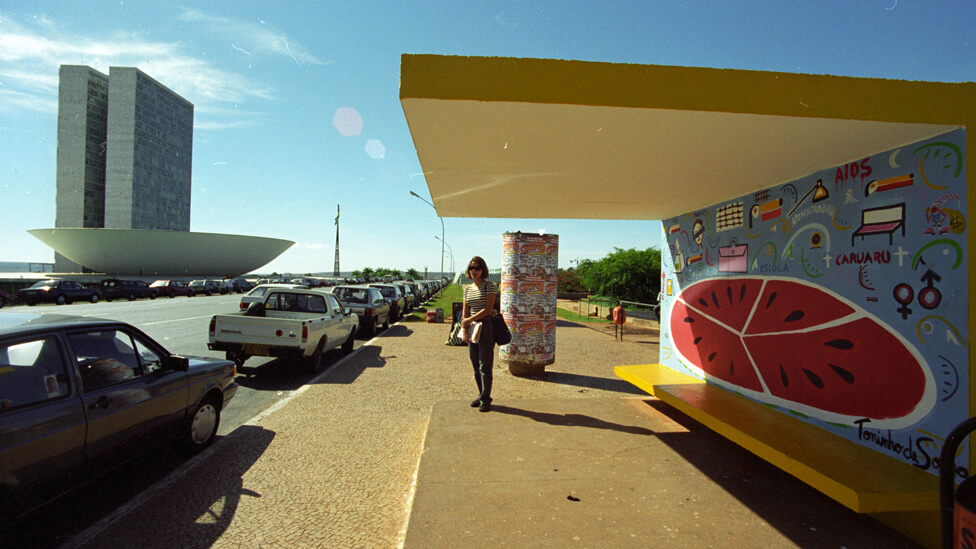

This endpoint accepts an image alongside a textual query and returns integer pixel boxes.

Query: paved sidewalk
[66,315,921,548]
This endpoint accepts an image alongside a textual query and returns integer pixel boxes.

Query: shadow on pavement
[489,404,656,436]
[316,344,390,385]
[523,370,648,396]
[70,425,277,549]
[377,324,415,338]
[641,400,923,548]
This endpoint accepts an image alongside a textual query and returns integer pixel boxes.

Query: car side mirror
[168,355,190,372]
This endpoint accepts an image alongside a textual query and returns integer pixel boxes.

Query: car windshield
[335,288,368,304]
[28,281,57,289]
[150,281,168,287]
[375,286,395,298]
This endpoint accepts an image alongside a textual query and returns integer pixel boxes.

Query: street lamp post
[410,191,444,278]
[435,235,454,275]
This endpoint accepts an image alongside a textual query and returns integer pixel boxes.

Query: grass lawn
[404,286,611,326]
[403,284,463,322]
[556,303,611,324]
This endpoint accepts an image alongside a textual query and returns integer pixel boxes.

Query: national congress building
[44,66,292,276]
[54,65,193,272]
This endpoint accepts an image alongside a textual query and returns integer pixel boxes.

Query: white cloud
[0,10,282,130]
[179,9,325,66]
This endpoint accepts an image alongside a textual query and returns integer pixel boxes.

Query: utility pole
[333,204,340,277]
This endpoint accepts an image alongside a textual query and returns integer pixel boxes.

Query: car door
[326,295,352,341]
[0,334,87,489]
[61,280,84,301]
[68,327,188,459]
[370,289,389,322]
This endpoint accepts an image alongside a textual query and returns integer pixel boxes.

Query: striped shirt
[464,281,498,315]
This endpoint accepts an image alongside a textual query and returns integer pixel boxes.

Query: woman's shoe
[470,399,481,407]
[478,402,491,412]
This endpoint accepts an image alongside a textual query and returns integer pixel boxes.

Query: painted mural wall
[658,128,968,476]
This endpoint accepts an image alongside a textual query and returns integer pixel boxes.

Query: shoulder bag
[492,312,512,346]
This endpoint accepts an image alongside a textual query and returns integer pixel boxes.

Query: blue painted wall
[659,128,968,476]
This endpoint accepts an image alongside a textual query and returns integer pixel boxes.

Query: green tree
[406,268,421,280]
[557,268,586,293]
[579,248,661,304]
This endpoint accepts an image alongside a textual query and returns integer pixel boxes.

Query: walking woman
[461,256,497,412]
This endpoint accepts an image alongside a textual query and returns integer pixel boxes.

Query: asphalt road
[1,293,370,548]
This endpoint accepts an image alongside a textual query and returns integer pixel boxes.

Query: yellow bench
[615,364,940,514]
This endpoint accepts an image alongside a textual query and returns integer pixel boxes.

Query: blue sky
[1,2,973,276]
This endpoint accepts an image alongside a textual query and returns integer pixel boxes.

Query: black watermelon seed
[711,291,720,309]
[708,352,717,362]
[766,292,778,309]
[825,339,854,350]
[698,298,709,308]
[802,368,824,389]
[739,284,747,303]
[693,336,702,345]
[779,364,789,387]
[828,364,855,384]
[727,286,733,305]
[784,310,805,323]
[684,317,695,323]
[729,361,734,376]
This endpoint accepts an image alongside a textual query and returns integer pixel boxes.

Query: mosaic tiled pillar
[499,232,558,376]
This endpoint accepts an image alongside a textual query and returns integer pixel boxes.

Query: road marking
[142,315,214,325]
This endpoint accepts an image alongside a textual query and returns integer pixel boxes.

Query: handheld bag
[718,238,748,273]
[492,312,512,345]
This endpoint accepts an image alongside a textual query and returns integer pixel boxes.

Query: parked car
[15,280,101,306]
[0,313,238,516]
[368,283,405,323]
[210,288,358,373]
[188,279,222,296]
[330,285,391,337]
[238,283,304,311]
[230,278,255,293]
[0,290,9,309]
[394,283,415,314]
[150,280,194,298]
[99,278,157,301]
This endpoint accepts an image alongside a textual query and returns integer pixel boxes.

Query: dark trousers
[468,318,495,404]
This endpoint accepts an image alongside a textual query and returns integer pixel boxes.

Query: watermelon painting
[669,276,936,430]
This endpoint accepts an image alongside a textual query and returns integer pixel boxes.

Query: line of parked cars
[9,276,260,306]
[0,275,449,519]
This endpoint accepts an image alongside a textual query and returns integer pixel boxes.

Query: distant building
[55,65,193,272]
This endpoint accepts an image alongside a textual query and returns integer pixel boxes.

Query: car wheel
[55,295,66,305]
[0,297,5,309]
[90,294,99,303]
[150,292,157,300]
[302,342,325,374]
[169,290,176,298]
[341,329,355,354]
[187,290,194,297]
[365,318,376,338]
[182,395,220,451]
[127,292,136,301]
[25,300,37,306]
[382,314,390,329]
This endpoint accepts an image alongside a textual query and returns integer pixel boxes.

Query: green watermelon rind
[669,275,936,431]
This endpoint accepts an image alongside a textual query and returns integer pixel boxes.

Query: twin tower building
[55,65,193,272]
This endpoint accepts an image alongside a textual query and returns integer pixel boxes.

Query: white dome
[29,228,294,276]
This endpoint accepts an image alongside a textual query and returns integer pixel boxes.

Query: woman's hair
[466,256,489,279]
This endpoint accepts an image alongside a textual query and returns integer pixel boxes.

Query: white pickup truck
[208,288,358,373]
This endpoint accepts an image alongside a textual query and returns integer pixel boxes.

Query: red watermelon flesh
[670,277,931,423]
[673,278,764,332]
[745,279,856,335]
[746,318,926,419]
[669,300,763,391]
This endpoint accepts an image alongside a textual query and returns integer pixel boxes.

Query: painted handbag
[718,238,748,273]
